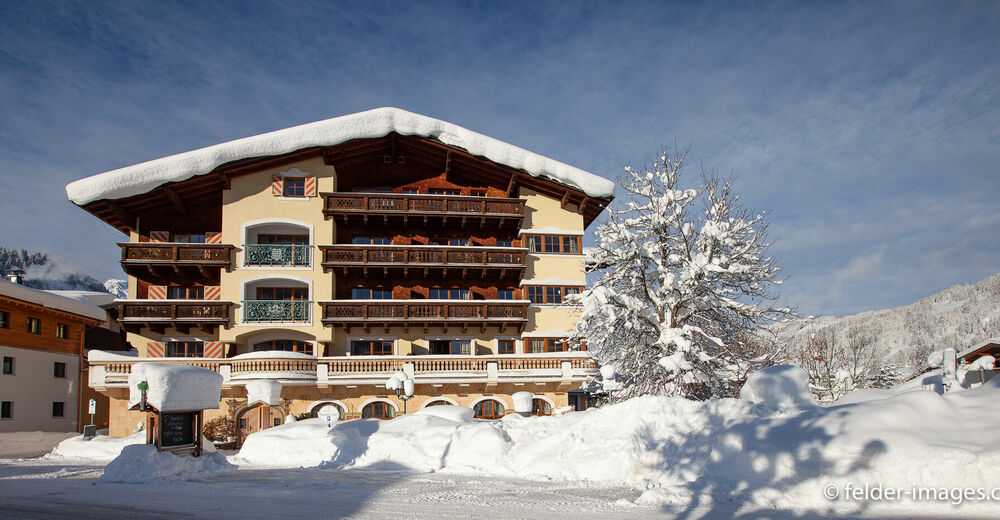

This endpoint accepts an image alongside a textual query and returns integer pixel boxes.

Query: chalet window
[174,233,206,243]
[526,286,583,304]
[362,401,394,419]
[498,339,515,355]
[52,402,64,418]
[543,235,559,253]
[0,310,9,329]
[351,340,393,356]
[529,338,569,353]
[523,234,582,254]
[429,188,460,195]
[256,287,308,300]
[545,286,562,304]
[26,317,40,334]
[253,340,313,355]
[53,362,66,378]
[2,356,13,375]
[526,235,542,252]
[448,238,469,246]
[167,341,204,358]
[351,288,391,299]
[469,189,488,197]
[562,236,580,254]
[531,399,552,416]
[429,340,470,355]
[497,289,514,300]
[351,237,391,245]
[496,239,512,247]
[1,401,11,419]
[401,189,418,194]
[56,323,69,339]
[429,288,469,300]
[168,286,204,299]
[283,177,305,197]
[473,399,505,420]
[527,286,543,304]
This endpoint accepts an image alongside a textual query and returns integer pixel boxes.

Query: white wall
[0,345,80,433]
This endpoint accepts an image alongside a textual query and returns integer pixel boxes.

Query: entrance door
[237,404,283,445]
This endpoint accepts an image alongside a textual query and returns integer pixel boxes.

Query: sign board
[88,399,97,415]
[317,404,340,428]
[160,412,196,448]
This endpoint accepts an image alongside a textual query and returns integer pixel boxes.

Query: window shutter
[206,232,223,244]
[148,286,167,299]
[149,231,170,243]
[204,286,220,300]
[204,342,224,358]
[272,175,283,196]
[146,342,164,358]
[305,176,317,197]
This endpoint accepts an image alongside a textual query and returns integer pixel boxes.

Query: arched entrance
[236,403,286,444]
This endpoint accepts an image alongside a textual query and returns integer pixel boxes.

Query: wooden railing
[118,301,232,322]
[321,301,529,323]
[320,245,526,269]
[119,242,233,265]
[322,193,525,217]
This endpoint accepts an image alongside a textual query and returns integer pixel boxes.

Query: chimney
[4,269,25,284]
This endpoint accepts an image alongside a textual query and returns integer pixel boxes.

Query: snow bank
[511,391,533,413]
[128,363,222,412]
[414,404,474,422]
[46,432,145,462]
[245,379,282,407]
[739,364,816,411]
[99,444,236,483]
[65,107,615,205]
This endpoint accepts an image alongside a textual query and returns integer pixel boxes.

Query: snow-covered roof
[0,279,107,322]
[128,362,222,412]
[46,290,117,309]
[958,337,1000,360]
[65,107,616,205]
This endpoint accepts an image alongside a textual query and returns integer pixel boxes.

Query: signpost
[317,404,339,429]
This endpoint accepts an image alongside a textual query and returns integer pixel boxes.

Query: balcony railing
[119,242,234,285]
[320,245,526,275]
[320,300,529,331]
[322,193,525,226]
[242,300,312,324]
[117,300,232,333]
[243,244,312,267]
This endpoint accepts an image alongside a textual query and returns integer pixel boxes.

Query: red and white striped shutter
[146,342,165,358]
[149,231,170,243]
[204,286,221,300]
[204,342,224,358]
[148,285,167,299]
[305,177,317,197]
[272,175,283,196]
[205,232,223,244]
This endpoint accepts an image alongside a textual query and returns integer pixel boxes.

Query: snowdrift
[46,432,145,462]
[236,373,1000,513]
[100,444,236,483]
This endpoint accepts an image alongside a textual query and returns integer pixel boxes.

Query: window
[497,290,514,300]
[53,362,66,378]
[2,356,13,375]
[429,188,460,195]
[253,340,313,355]
[256,287,308,300]
[401,189,419,194]
[526,286,583,304]
[0,310,9,329]
[496,239,512,247]
[545,286,562,304]
[1,401,11,419]
[283,177,305,197]
[429,340,471,355]
[351,288,391,299]
[351,340,393,356]
[174,233,206,243]
[258,234,309,245]
[527,286,543,304]
[26,317,40,334]
[529,338,569,353]
[351,237,391,245]
[425,400,450,407]
[473,399,505,420]
[498,339,516,355]
[56,323,69,339]
[523,234,582,254]
[429,288,469,300]
[168,286,204,300]
[469,189,487,197]
[52,402,64,418]
[531,399,552,416]
[362,401,395,419]
[447,238,469,246]
[167,341,204,357]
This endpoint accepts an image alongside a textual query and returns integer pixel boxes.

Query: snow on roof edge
[0,280,107,322]
[66,107,616,205]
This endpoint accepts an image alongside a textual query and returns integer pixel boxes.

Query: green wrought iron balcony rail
[242,300,312,323]
[243,244,312,267]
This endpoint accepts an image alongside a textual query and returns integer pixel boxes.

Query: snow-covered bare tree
[573,149,792,401]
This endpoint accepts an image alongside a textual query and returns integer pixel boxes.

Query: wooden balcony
[117,300,232,334]
[320,300,529,333]
[119,242,234,285]
[322,193,524,228]
[319,245,526,278]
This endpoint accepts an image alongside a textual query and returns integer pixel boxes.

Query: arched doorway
[236,403,286,444]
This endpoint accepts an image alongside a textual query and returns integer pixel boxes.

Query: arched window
[362,401,395,420]
[424,400,451,407]
[531,398,551,416]
[311,403,345,420]
[473,399,505,420]
[253,339,313,355]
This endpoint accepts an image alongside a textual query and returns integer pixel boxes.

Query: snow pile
[65,107,615,205]
[99,444,236,483]
[128,363,222,412]
[739,364,816,411]
[414,404,474,422]
[511,391,532,413]
[235,368,1000,515]
[245,379,282,407]
[46,432,145,462]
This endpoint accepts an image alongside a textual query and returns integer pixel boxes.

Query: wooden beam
[577,196,590,215]
[560,190,571,209]
[163,187,187,216]
[505,174,518,197]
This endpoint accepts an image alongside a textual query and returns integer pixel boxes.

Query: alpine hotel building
[68,108,614,442]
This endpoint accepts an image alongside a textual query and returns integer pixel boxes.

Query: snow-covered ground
[1,366,997,519]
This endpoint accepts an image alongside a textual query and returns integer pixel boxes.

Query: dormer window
[283,177,305,197]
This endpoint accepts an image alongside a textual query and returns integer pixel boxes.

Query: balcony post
[487,361,498,382]
[561,360,573,381]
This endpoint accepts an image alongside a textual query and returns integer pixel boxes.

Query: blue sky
[1,1,997,316]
